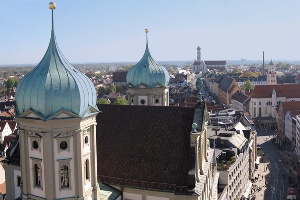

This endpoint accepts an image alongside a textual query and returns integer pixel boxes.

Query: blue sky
[1,0,300,65]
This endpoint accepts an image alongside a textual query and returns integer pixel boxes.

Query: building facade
[126,30,170,106]
[6,3,100,199]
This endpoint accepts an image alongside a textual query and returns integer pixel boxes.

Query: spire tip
[49,2,56,10]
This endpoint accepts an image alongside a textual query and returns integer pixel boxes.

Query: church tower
[126,29,170,106]
[15,3,100,199]
[267,59,277,85]
[197,46,201,62]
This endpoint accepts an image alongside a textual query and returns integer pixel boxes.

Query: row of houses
[204,69,300,155]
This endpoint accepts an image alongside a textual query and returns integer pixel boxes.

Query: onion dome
[126,29,169,88]
[15,3,98,120]
[197,46,200,50]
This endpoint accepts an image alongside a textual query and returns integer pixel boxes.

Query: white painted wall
[147,195,169,200]
[124,192,142,200]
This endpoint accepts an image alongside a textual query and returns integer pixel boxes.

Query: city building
[126,29,170,106]
[231,92,251,112]
[249,84,300,119]
[4,3,101,199]
[192,47,226,75]
[295,115,300,155]
[267,60,277,85]
[218,76,239,107]
[277,101,300,147]
[2,3,216,200]
[234,75,267,88]
[207,124,253,199]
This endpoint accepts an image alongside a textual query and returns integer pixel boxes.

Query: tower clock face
[60,141,68,150]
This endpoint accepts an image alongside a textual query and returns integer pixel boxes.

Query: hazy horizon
[1,1,300,65]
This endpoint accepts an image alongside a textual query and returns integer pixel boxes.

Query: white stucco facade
[296,115,300,155]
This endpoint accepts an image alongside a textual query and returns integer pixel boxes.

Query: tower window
[155,99,159,104]
[140,99,146,105]
[17,176,21,187]
[60,165,69,188]
[85,159,90,181]
[60,141,68,150]
[84,136,89,144]
[32,141,39,149]
[34,164,41,187]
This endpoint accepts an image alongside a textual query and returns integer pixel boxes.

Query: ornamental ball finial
[145,29,149,33]
[49,2,56,10]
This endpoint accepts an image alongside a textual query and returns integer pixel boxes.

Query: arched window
[85,159,90,180]
[34,164,41,187]
[60,165,69,188]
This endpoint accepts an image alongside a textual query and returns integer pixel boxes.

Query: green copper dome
[126,32,169,88]
[15,9,98,120]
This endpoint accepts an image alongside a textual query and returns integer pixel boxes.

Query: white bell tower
[16,2,100,199]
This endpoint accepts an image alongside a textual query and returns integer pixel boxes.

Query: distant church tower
[15,3,100,199]
[193,46,206,74]
[267,59,277,85]
[126,29,170,106]
[197,46,201,62]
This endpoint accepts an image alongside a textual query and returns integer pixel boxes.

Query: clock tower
[15,3,100,199]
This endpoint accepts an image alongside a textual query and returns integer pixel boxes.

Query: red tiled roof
[7,121,16,131]
[252,84,300,98]
[112,71,128,83]
[281,101,300,116]
[193,60,226,66]
[0,121,7,131]
[205,60,226,65]
[186,94,197,103]
[289,110,300,118]
[96,104,197,193]
[0,181,6,195]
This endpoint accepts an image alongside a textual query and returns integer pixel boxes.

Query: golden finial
[49,2,56,10]
[145,29,149,33]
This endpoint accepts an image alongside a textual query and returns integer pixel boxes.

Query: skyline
[1,1,300,65]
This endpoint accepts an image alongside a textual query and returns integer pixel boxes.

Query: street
[255,127,298,200]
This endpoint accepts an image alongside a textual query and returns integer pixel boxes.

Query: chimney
[263,51,265,75]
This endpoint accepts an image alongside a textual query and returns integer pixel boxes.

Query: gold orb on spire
[145,29,149,33]
[49,2,56,10]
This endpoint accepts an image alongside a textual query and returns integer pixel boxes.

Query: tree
[240,71,257,78]
[109,84,116,93]
[241,79,254,91]
[97,98,110,104]
[232,67,241,73]
[97,87,107,95]
[116,85,125,94]
[6,77,19,91]
[196,78,203,91]
[113,96,128,105]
